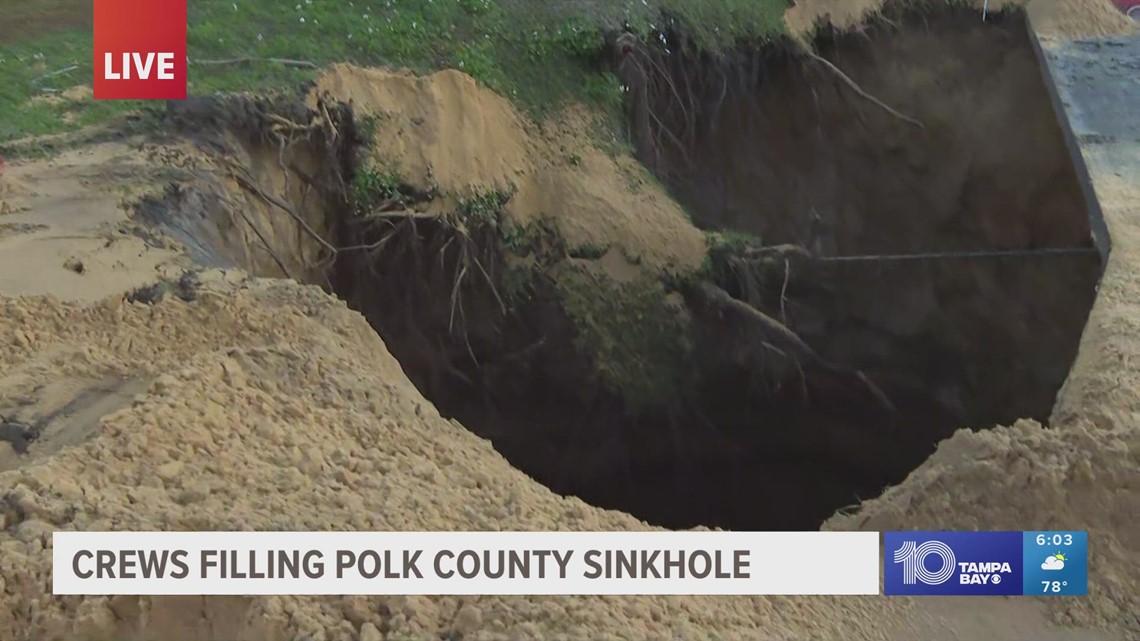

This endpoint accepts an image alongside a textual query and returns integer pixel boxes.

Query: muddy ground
[0,0,1137,640]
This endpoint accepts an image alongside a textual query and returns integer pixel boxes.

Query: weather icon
[1042,553,1067,571]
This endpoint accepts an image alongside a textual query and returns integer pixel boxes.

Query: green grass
[1,0,788,145]
[555,267,694,413]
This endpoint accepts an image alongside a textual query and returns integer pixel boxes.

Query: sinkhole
[145,1,1102,531]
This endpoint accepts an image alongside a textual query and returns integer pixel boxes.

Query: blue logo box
[885,531,1022,595]
[884,531,1087,596]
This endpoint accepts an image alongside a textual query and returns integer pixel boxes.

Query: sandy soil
[0,2,1137,640]
[0,261,1126,641]
[0,144,187,303]
[787,0,1137,38]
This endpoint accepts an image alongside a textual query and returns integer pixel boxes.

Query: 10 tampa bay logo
[884,532,1022,596]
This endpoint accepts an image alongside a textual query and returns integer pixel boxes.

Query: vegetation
[1,0,789,144]
[554,267,693,413]
[349,165,409,214]
[458,188,515,227]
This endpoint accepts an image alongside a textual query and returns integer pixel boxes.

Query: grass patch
[2,0,788,143]
[459,188,515,227]
[554,267,694,413]
[699,229,766,282]
[349,165,413,214]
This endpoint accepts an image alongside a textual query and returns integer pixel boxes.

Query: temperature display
[1023,531,1087,596]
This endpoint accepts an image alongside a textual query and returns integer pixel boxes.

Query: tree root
[805,52,925,129]
[225,158,338,255]
[682,280,897,415]
[189,57,319,69]
[233,199,294,280]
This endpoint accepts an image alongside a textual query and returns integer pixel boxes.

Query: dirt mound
[308,64,706,274]
[826,417,1140,632]
[786,0,1136,39]
[2,274,1132,640]
[0,276,900,641]
[309,66,533,197]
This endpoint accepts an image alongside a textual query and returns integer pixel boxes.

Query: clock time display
[1022,531,1087,596]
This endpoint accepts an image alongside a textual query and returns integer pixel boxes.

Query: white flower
[299,16,306,22]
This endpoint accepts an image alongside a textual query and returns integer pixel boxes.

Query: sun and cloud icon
[1042,553,1067,571]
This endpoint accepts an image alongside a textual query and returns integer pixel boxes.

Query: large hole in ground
[154,2,1101,531]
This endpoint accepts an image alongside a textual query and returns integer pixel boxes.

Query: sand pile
[826,419,1140,630]
[786,0,1136,38]
[1025,0,1138,38]
[0,275,907,641]
[0,264,1134,640]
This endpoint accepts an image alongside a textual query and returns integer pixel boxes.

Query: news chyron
[884,531,1088,596]
[51,531,1088,596]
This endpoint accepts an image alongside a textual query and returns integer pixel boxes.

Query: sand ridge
[0,274,908,641]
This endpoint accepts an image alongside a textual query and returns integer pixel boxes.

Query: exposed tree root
[189,57,319,69]
[804,52,925,129]
[225,159,338,256]
[682,280,897,416]
[233,199,295,280]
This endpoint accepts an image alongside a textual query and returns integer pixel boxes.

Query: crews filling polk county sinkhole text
[72,548,754,581]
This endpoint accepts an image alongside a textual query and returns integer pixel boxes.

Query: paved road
[1035,30,1140,263]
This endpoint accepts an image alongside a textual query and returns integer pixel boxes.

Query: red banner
[93,0,187,100]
